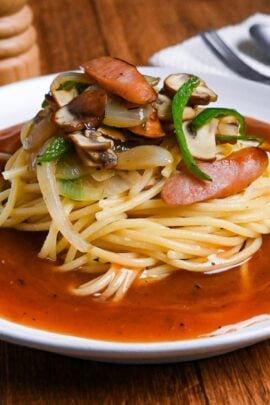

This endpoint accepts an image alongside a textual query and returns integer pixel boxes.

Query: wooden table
[1,0,270,403]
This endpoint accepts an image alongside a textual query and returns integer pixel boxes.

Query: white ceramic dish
[0,67,269,363]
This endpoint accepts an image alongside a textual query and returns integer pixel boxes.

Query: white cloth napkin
[149,13,270,78]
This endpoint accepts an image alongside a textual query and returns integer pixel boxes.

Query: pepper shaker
[0,0,40,85]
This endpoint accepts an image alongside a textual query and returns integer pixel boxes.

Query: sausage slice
[161,147,268,205]
[128,111,165,138]
[83,57,157,105]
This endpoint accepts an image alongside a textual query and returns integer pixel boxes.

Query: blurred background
[0,0,269,84]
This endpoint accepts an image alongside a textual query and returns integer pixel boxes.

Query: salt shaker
[0,0,40,85]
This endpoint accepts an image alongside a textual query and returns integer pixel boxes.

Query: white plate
[0,68,270,363]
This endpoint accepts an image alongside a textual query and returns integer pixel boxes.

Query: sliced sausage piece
[128,111,165,138]
[83,57,157,105]
[246,116,270,152]
[161,147,268,205]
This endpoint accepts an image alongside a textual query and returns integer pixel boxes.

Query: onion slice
[37,161,90,252]
[103,96,151,128]
[116,145,173,170]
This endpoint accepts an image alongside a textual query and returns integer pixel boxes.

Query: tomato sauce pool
[0,118,269,342]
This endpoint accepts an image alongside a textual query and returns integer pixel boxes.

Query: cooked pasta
[1,56,270,302]
[0,140,270,301]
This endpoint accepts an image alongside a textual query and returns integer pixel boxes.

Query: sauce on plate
[0,117,269,342]
[0,229,269,342]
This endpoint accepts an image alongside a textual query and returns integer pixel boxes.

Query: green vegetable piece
[58,177,104,201]
[57,80,89,93]
[58,178,88,201]
[216,134,264,144]
[41,98,49,108]
[172,76,212,181]
[190,108,246,137]
[56,154,89,180]
[37,137,70,164]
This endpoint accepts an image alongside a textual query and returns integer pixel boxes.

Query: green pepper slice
[172,76,212,181]
[216,134,264,144]
[37,137,70,164]
[190,107,246,136]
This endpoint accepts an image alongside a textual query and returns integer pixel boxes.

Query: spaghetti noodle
[0,57,270,302]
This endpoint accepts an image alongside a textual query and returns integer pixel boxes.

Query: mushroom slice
[50,72,93,107]
[76,145,117,169]
[183,107,197,121]
[217,115,240,136]
[54,105,83,132]
[23,110,57,152]
[163,74,217,105]
[54,88,107,132]
[69,131,113,151]
[76,147,100,167]
[154,94,172,121]
[68,88,107,123]
[97,126,127,142]
[86,149,117,168]
[182,119,218,160]
[154,94,196,122]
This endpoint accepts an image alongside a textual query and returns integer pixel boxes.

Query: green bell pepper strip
[172,76,212,181]
[41,98,49,109]
[57,81,89,93]
[216,134,264,144]
[37,137,70,164]
[190,107,246,137]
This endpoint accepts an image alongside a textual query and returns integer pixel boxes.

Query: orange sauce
[0,117,269,342]
[0,229,269,342]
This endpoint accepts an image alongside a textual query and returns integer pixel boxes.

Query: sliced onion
[56,154,89,180]
[58,177,104,201]
[118,170,142,186]
[37,162,90,252]
[56,155,116,182]
[103,175,129,197]
[20,119,33,143]
[144,75,160,87]
[103,96,151,128]
[50,72,93,107]
[116,145,173,170]
[58,174,129,201]
[91,169,115,182]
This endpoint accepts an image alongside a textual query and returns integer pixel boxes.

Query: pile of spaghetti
[1,56,270,301]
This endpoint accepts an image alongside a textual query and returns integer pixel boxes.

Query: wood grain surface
[1,0,270,403]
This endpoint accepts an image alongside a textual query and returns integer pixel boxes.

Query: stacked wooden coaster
[0,0,40,85]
